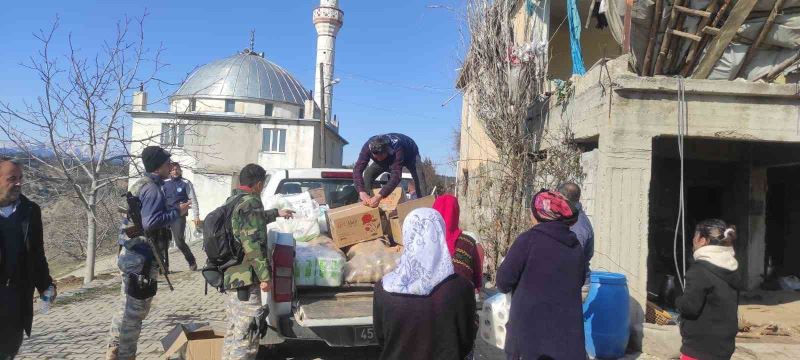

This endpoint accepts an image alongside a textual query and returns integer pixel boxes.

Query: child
[676,219,741,360]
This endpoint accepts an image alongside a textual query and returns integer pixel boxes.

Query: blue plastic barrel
[583,272,630,359]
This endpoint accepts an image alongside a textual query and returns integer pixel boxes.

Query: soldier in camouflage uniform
[222,164,292,360]
[106,146,190,360]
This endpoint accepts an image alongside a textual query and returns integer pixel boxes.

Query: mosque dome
[173,50,311,105]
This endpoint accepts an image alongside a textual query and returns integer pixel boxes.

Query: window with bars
[189,98,196,112]
[161,123,186,147]
[225,99,235,113]
[265,103,274,117]
[262,128,286,153]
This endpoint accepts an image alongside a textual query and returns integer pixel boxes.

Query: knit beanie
[141,146,171,173]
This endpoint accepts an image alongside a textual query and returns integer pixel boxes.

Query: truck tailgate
[295,291,373,327]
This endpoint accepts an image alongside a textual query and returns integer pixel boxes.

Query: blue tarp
[567,0,587,75]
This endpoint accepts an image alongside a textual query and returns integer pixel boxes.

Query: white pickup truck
[260,168,412,347]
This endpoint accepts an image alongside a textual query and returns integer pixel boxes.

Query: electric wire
[673,76,688,290]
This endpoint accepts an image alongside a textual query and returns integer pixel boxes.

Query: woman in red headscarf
[432,194,483,291]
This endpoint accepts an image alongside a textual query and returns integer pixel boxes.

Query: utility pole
[318,62,326,165]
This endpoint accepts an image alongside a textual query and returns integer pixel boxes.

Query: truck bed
[295,290,374,327]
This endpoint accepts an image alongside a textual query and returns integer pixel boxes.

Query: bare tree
[459,0,583,277]
[0,14,167,283]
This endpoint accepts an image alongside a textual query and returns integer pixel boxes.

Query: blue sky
[0,0,465,175]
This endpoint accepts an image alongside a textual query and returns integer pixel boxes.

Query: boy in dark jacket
[676,219,741,360]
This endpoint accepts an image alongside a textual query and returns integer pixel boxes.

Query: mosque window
[225,99,235,113]
[262,128,287,153]
[189,99,196,112]
[265,103,274,117]
[161,123,186,148]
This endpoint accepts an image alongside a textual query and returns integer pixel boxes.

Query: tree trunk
[84,195,97,284]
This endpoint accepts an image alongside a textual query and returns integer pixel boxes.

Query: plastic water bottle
[40,285,55,314]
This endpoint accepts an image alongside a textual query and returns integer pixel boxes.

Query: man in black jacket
[0,158,55,359]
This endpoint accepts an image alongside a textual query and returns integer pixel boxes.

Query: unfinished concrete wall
[535,54,800,305]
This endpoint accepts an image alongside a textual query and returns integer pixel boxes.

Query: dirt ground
[738,290,800,343]
[53,273,115,293]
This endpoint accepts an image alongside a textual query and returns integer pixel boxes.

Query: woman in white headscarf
[373,208,477,360]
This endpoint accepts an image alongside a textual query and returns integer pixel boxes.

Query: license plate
[353,326,377,345]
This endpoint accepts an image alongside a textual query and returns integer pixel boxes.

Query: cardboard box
[378,187,403,212]
[308,188,327,205]
[326,203,384,248]
[396,195,436,225]
[389,216,403,245]
[162,322,225,360]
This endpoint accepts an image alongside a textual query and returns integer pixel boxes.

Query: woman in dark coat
[496,190,587,360]
[373,208,477,360]
[676,219,740,360]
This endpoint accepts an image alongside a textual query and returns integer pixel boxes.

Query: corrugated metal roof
[173,51,311,105]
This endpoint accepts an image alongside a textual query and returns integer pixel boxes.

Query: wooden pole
[665,13,687,73]
[679,0,721,76]
[759,50,800,82]
[693,0,758,79]
[681,0,729,76]
[654,0,684,75]
[731,0,785,80]
[623,0,634,53]
[643,0,663,76]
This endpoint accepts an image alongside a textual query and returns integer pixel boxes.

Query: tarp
[604,0,800,79]
[568,0,588,75]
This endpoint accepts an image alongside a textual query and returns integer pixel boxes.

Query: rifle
[124,192,175,291]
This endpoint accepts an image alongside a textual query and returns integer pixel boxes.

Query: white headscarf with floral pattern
[382,208,454,296]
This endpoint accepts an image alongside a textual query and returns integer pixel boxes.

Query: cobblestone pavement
[16,241,510,360]
[14,239,673,360]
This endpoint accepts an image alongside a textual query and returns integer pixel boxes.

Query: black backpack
[202,194,246,284]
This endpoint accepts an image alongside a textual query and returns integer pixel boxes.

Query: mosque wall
[170,97,303,119]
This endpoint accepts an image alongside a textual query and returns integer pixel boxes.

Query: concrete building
[458,0,800,347]
[129,0,347,219]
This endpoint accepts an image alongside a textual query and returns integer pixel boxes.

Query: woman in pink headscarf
[496,189,586,360]
[432,194,483,291]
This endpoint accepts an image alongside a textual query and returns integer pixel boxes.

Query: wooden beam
[693,0,758,79]
[676,1,720,76]
[731,0,785,80]
[665,14,688,72]
[654,0,685,75]
[669,29,702,42]
[643,0,663,76]
[623,0,634,53]
[702,26,720,36]
[674,5,711,18]
[758,50,800,82]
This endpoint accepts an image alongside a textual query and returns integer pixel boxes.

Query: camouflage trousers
[222,285,261,360]
[106,247,159,360]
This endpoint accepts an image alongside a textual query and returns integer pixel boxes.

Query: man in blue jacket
[162,162,200,271]
[106,146,190,360]
[353,133,427,208]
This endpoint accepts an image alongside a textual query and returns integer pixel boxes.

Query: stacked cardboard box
[326,191,438,249]
[386,195,436,245]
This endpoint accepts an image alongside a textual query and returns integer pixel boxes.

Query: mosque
[129,0,345,218]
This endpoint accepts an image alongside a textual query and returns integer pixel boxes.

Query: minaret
[313,0,343,123]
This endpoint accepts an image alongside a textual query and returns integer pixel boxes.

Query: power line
[335,97,455,123]
[337,70,455,94]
